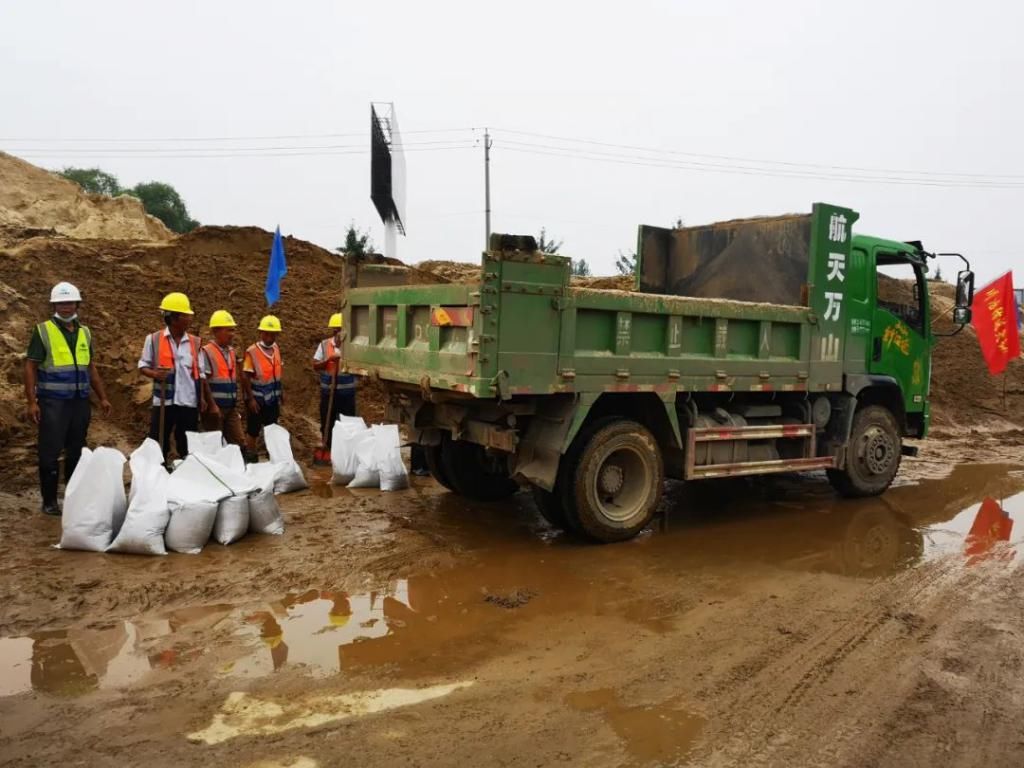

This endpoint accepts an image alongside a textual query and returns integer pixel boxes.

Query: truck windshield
[876,254,925,333]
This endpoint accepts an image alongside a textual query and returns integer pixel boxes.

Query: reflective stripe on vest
[318,338,356,393]
[152,331,201,403]
[203,341,238,408]
[247,344,282,404]
[37,320,91,399]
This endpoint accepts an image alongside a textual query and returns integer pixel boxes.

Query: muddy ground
[2,436,1024,768]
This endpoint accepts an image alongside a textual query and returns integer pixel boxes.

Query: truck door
[869,253,930,421]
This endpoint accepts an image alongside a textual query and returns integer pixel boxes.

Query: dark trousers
[38,398,91,505]
[149,405,199,460]
[246,401,281,438]
[319,391,356,437]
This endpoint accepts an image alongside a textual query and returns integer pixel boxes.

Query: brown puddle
[2,463,1023,700]
[566,688,705,765]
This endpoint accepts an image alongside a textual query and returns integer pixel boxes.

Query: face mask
[55,312,78,323]
[259,341,275,350]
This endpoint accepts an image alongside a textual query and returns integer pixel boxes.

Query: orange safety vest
[152,331,201,404]
[318,337,357,394]
[247,343,283,404]
[203,341,237,408]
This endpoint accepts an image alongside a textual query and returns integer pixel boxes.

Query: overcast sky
[2,0,1022,284]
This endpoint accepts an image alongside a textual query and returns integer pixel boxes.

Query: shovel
[313,368,337,466]
[159,377,169,469]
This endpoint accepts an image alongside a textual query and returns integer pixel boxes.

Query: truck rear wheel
[566,420,663,543]
[440,435,519,501]
[531,486,569,530]
[423,443,455,492]
[827,405,902,498]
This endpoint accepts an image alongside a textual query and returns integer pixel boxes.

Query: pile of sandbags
[57,432,290,557]
[331,418,408,492]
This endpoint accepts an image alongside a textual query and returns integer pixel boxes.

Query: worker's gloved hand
[247,397,260,414]
[26,401,40,424]
[100,399,112,417]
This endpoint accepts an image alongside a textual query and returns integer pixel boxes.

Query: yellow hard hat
[258,314,282,333]
[209,310,237,328]
[328,312,343,329]
[159,292,194,315]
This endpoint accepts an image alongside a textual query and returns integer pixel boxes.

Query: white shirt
[312,335,342,363]
[137,329,205,407]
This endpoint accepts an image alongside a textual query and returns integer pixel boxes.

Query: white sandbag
[373,424,409,492]
[245,462,279,493]
[249,488,284,535]
[59,447,128,552]
[346,429,380,489]
[212,443,245,473]
[263,424,308,493]
[165,500,218,554]
[108,460,170,556]
[167,456,233,505]
[128,438,164,505]
[186,430,223,457]
[331,418,368,485]
[192,454,258,496]
[213,495,250,545]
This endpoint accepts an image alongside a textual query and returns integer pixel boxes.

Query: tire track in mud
[693,556,989,767]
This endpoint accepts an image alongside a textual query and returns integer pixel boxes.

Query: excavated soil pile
[0,227,390,489]
[415,259,634,291]
[0,152,173,242]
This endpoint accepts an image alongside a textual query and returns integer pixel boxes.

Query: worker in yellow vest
[242,315,283,460]
[23,282,112,515]
[138,292,204,459]
[200,310,244,446]
[312,312,357,436]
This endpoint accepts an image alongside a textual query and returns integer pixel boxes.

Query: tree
[615,250,637,276]
[122,181,199,233]
[571,259,592,277]
[537,227,563,255]
[335,223,373,257]
[59,167,122,196]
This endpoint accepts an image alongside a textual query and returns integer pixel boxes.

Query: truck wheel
[827,405,902,498]
[531,485,569,530]
[423,444,456,492]
[440,436,519,501]
[567,420,663,543]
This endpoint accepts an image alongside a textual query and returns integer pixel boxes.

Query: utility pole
[484,128,492,250]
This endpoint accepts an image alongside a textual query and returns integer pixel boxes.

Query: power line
[498,142,1024,190]
[12,145,478,160]
[493,127,1024,182]
[4,138,476,155]
[0,127,477,143]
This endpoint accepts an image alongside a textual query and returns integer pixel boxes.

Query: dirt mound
[0,152,173,241]
[415,260,481,283]
[0,226,382,486]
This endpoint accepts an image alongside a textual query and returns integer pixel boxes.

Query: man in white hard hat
[23,282,112,515]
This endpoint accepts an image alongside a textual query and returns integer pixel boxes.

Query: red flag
[971,271,1021,375]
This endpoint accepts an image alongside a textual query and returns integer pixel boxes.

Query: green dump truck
[343,203,975,542]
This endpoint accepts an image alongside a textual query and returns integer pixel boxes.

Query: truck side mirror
[956,269,975,310]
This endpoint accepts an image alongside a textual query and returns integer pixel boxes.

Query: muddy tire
[531,485,569,530]
[827,405,902,498]
[440,435,519,501]
[565,419,663,543]
[423,443,456,492]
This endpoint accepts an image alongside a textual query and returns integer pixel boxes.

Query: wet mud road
[2,461,1024,767]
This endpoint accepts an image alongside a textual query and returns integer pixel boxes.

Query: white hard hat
[50,282,83,303]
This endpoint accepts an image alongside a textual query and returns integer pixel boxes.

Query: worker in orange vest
[312,312,357,436]
[200,310,244,446]
[242,314,283,459]
[138,292,204,459]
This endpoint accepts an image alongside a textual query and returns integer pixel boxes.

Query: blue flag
[265,226,287,306]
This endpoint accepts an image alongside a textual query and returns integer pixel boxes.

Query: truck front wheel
[566,420,663,543]
[440,436,519,501]
[827,405,902,498]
